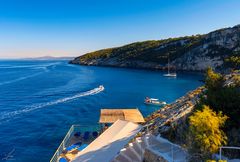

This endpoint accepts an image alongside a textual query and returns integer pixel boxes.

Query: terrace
[51,108,145,162]
[50,125,100,162]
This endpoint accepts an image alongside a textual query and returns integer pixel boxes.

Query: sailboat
[163,54,177,77]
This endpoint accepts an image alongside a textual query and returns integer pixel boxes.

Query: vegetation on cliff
[201,68,240,147]
[76,36,203,64]
[225,56,240,69]
[162,68,240,160]
[189,68,240,160]
[71,25,240,71]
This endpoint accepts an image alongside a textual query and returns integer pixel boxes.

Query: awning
[72,120,142,162]
[99,108,145,123]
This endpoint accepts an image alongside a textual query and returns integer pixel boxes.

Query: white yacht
[144,97,166,106]
[163,73,177,77]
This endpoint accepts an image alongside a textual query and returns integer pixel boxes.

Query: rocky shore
[114,86,206,162]
[142,86,205,135]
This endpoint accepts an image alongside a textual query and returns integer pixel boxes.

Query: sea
[0,60,203,161]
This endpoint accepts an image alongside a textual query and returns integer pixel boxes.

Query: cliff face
[70,25,240,71]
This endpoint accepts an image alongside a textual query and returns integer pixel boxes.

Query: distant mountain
[70,24,240,71]
[25,56,75,60]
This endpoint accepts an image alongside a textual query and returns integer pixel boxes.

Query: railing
[50,125,100,162]
[219,146,240,160]
[155,135,188,162]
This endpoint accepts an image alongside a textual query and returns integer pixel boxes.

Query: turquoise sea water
[0,60,203,161]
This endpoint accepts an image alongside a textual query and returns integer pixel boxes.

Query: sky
[0,0,240,59]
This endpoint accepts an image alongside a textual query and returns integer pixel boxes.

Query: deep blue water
[0,60,203,162]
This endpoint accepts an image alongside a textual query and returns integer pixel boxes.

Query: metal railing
[219,146,240,160]
[111,132,188,162]
[50,125,100,162]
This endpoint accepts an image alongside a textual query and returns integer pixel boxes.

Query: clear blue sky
[0,0,239,58]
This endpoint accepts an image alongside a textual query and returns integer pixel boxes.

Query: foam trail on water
[0,62,60,86]
[0,72,42,86]
[0,62,61,69]
[0,86,104,122]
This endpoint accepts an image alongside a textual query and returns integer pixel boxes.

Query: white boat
[99,85,104,91]
[164,54,177,77]
[163,73,177,77]
[144,97,166,106]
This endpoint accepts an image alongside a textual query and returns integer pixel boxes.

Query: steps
[111,134,187,162]
[111,134,150,162]
[129,143,142,161]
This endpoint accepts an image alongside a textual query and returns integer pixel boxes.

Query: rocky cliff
[70,25,240,71]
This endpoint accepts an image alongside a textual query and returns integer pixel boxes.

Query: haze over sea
[0,60,202,161]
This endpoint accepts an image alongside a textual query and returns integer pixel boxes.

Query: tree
[225,56,240,69]
[205,67,223,90]
[189,105,228,157]
[203,68,240,128]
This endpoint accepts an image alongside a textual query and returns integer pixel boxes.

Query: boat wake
[0,62,61,69]
[0,72,43,86]
[0,86,104,123]
[0,62,60,86]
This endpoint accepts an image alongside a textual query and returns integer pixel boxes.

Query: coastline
[69,61,206,74]
[109,86,205,162]
[142,86,204,133]
[69,24,240,74]
[52,86,205,162]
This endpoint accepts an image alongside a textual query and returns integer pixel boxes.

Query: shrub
[189,105,228,157]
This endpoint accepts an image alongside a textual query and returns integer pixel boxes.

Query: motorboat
[163,73,177,77]
[99,85,104,91]
[144,97,166,106]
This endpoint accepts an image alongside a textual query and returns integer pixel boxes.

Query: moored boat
[163,73,177,77]
[163,54,177,77]
[144,97,166,106]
